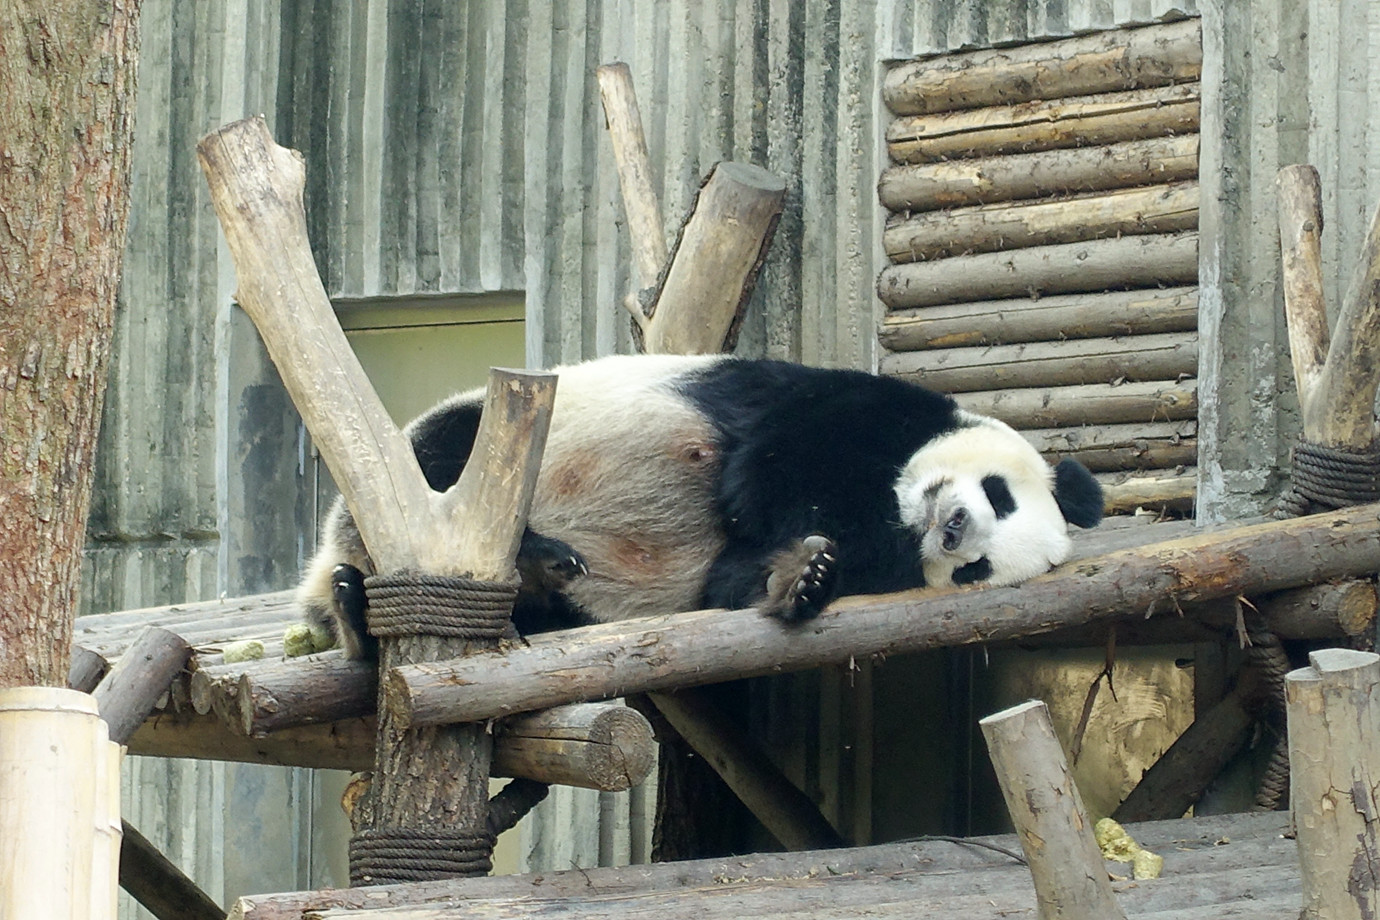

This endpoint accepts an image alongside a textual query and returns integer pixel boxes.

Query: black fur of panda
[298,354,1104,659]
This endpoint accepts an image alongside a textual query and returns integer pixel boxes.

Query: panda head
[894,413,1104,588]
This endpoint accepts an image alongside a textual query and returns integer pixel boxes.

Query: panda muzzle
[941,507,969,552]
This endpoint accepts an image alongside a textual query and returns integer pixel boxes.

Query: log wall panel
[878,19,1201,512]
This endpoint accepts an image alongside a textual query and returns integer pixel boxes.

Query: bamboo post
[980,699,1126,920]
[198,116,555,883]
[0,687,122,920]
[1286,648,1380,920]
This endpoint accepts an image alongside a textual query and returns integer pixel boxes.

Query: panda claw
[763,535,839,624]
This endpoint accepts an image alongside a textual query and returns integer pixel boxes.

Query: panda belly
[528,379,726,623]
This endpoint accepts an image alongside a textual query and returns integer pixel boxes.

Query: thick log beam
[879,135,1199,212]
[887,83,1200,165]
[882,18,1201,116]
[387,503,1380,726]
[92,626,192,745]
[876,233,1199,310]
[981,700,1126,920]
[955,381,1198,430]
[883,181,1198,263]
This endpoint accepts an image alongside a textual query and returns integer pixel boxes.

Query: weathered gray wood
[648,690,845,851]
[1024,420,1198,472]
[884,181,1198,263]
[887,83,1200,165]
[1286,648,1380,920]
[92,625,191,745]
[877,233,1200,309]
[955,380,1197,429]
[119,820,224,920]
[642,162,786,354]
[1276,164,1329,410]
[128,711,374,771]
[879,135,1200,212]
[879,287,1198,352]
[882,331,1198,394]
[228,812,1295,920]
[981,699,1126,920]
[386,504,1380,725]
[228,655,377,736]
[68,645,109,694]
[1098,470,1197,514]
[493,703,656,792]
[882,18,1202,116]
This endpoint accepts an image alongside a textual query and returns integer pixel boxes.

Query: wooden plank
[879,135,1199,212]
[879,287,1198,351]
[954,380,1197,428]
[884,180,1198,263]
[881,331,1198,393]
[1098,469,1197,514]
[887,83,1200,165]
[877,233,1199,309]
[385,503,1380,726]
[882,19,1202,116]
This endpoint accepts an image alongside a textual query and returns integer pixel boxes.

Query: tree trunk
[0,0,140,688]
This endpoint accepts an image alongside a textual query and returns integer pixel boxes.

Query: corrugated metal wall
[86,0,1380,910]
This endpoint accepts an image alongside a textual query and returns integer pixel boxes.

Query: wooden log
[233,812,1295,920]
[69,644,109,693]
[1280,167,1380,450]
[641,162,785,354]
[980,699,1127,920]
[1286,648,1380,920]
[1113,670,1259,823]
[1276,164,1329,410]
[881,331,1198,394]
[954,380,1198,429]
[230,653,377,736]
[493,703,656,792]
[0,688,119,920]
[884,180,1198,263]
[92,625,192,744]
[648,690,845,851]
[878,134,1200,212]
[119,820,224,920]
[129,710,375,771]
[879,287,1198,352]
[596,61,666,329]
[876,233,1200,310]
[882,19,1202,116]
[1025,420,1197,472]
[1250,581,1377,639]
[385,503,1380,725]
[887,83,1201,165]
[1098,469,1197,514]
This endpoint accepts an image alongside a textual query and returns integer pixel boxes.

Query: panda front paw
[517,531,589,593]
[761,534,838,623]
[330,563,377,660]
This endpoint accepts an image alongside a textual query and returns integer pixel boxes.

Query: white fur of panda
[298,354,1103,658]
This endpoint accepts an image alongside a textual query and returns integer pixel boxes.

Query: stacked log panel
[878,19,1202,515]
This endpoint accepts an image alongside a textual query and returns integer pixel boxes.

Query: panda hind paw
[517,532,589,593]
[762,535,838,623]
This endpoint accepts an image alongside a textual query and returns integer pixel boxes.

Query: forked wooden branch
[1277,164,1380,449]
[597,62,668,304]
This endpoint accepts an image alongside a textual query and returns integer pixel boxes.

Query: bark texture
[0,0,140,688]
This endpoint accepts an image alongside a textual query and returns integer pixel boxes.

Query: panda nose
[941,507,968,552]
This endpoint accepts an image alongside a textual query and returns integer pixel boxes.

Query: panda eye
[980,475,1017,520]
[952,557,992,585]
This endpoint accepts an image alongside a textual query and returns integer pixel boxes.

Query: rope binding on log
[349,828,496,884]
[1276,439,1380,517]
[363,571,520,640]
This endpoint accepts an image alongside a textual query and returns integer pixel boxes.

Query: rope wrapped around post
[349,571,541,884]
[1275,439,1380,517]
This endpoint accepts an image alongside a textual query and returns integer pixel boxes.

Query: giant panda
[298,353,1104,659]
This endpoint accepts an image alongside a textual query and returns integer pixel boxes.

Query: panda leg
[516,529,588,596]
[760,535,839,623]
[330,563,377,660]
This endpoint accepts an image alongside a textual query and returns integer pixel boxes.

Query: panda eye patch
[980,475,1017,520]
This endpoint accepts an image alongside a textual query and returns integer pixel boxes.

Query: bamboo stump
[1286,648,1380,920]
[980,700,1126,920]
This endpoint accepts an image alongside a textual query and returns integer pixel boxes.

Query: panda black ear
[1052,458,1104,529]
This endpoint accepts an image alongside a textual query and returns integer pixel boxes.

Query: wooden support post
[1286,648,1380,920]
[0,687,123,920]
[597,61,667,329]
[648,691,845,851]
[1278,165,1380,450]
[642,162,786,354]
[980,699,1127,920]
[198,116,555,883]
[388,503,1380,725]
[118,821,225,920]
